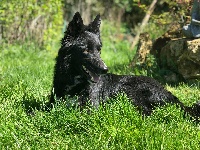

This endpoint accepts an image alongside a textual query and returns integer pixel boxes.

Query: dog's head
[61,12,108,83]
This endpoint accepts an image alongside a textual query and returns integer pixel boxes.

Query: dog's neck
[63,60,89,95]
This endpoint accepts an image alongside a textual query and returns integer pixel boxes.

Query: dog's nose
[102,65,108,74]
[104,66,108,71]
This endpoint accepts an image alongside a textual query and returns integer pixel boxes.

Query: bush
[0,0,63,50]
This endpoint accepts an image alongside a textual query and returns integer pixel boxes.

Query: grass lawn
[0,42,200,149]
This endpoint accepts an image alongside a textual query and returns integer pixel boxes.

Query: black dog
[50,12,200,119]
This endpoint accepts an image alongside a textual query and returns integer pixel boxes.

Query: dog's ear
[66,12,84,37]
[89,14,101,34]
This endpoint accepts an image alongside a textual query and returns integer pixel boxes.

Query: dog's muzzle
[100,61,108,74]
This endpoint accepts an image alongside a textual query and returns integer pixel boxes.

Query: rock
[131,31,200,81]
[132,22,183,67]
[159,38,200,80]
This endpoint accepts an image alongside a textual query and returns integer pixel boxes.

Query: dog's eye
[83,50,89,54]
[79,45,87,49]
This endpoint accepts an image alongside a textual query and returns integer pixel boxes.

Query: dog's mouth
[82,65,100,83]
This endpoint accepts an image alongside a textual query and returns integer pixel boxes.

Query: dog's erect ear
[66,12,84,37]
[89,14,101,34]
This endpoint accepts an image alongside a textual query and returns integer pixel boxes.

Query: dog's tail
[183,100,200,122]
[169,94,200,122]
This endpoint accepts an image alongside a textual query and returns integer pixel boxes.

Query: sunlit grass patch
[0,41,200,149]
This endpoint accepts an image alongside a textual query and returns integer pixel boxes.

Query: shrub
[0,0,63,50]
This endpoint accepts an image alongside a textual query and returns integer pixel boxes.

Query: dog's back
[50,12,200,119]
[87,73,183,115]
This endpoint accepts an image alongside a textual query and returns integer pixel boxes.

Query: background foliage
[0,0,192,50]
[0,0,63,50]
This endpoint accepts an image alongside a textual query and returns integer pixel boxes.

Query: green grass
[0,40,200,149]
[100,21,136,75]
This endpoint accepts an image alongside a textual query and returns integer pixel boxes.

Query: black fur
[50,12,200,119]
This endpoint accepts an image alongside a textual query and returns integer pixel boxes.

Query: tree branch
[131,0,158,50]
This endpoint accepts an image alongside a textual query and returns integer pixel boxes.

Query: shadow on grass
[22,94,51,116]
